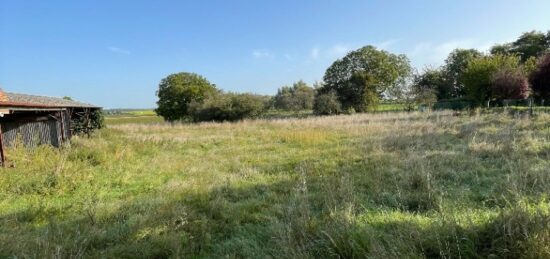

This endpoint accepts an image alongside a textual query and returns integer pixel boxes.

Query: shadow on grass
[0,179,295,258]
[2,176,547,258]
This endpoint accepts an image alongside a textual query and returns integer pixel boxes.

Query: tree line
[156,30,550,122]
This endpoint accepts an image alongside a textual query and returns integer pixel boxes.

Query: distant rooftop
[0,91,99,109]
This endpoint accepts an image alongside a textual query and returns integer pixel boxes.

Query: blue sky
[1,0,549,108]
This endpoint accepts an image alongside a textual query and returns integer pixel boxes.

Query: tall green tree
[156,72,218,121]
[413,68,450,100]
[523,56,539,76]
[491,31,550,62]
[321,45,412,111]
[344,72,379,112]
[512,31,549,62]
[462,55,522,106]
[490,43,513,56]
[443,49,483,98]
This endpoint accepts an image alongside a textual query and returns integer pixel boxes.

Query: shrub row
[188,92,269,122]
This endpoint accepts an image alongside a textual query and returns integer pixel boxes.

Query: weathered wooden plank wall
[0,110,70,148]
[62,110,71,141]
[2,119,60,147]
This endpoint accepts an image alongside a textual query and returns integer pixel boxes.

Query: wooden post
[529,97,533,116]
[0,123,5,167]
[59,111,66,144]
[67,108,74,137]
[86,109,91,137]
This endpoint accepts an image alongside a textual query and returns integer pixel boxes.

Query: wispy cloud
[107,46,131,55]
[252,49,273,59]
[327,44,351,57]
[308,40,397,62]
[308,44,350,61]
[408,39,493,67]
[375,39,399,50]
[310,47,320,59]
[409,42,433,57]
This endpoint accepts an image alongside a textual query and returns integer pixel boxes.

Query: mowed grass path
[0,112,549,258]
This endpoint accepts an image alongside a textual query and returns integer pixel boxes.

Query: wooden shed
[0,90,101,166]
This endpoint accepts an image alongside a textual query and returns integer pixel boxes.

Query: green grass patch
[105,115,164,125]
[1,111,549,258]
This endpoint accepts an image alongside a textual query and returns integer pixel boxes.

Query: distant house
[0,90,101,166]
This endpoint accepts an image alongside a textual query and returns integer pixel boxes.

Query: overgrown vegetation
[188,92,269,122]
[530,53,550,103]
[462,54,524,106]
[154,31,549,122]
[313,90,342,115]
[491,67,530,101]
[71,109,105,135]
[416,31,549,109]
[1,111,549,258]
[273,81,315,111]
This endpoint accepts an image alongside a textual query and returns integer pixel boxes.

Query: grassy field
[0,111,549,258]
[104,103,413,125]
[104,109,164,125]
[105,115,164,125]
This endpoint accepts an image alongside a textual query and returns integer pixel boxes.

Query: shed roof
[0,91,99,109]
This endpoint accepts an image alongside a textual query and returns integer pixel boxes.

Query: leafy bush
[462,55,522,106]
[491,68,529,100]
[530,53,550,101]
[413,68,450,100]
[313,91,342,115]
[414,88,438,107]
[189,92,267,122]
[273,81,315,111]
[71,109,105,135]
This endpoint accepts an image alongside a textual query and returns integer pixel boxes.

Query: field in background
[104,103,412,125]
[105,115,164,125]
[104,109,164,125]
[1,111,549,258]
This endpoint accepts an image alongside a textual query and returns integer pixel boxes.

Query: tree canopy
[155,72,218,121]
[462,55,522,106]
[490,31,550,62]
[442,49,483,98]
[321,45,412,111]
[155,30,550,118]
[529,53,550,101]
[413,68,450,100]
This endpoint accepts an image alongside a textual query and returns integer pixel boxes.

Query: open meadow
[0,111,549,258]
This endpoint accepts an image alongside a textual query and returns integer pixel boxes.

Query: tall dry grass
[0,111,548,258]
